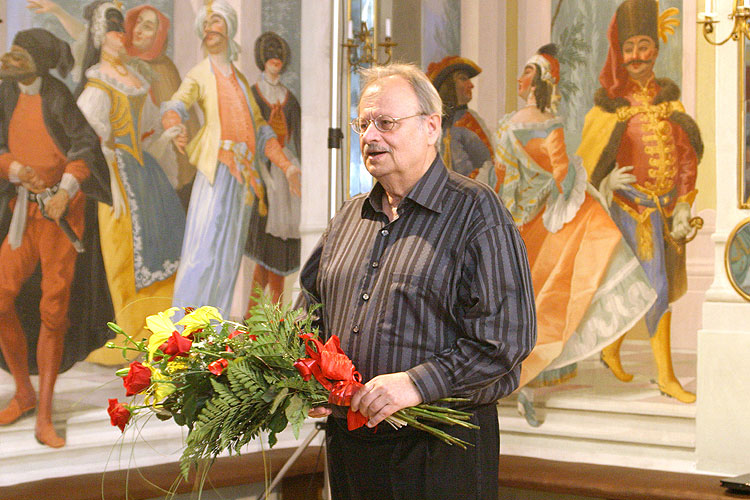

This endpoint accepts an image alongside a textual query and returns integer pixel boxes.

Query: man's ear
[425,113,442,147]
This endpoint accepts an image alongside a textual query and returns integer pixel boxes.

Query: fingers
[308,406,332,418]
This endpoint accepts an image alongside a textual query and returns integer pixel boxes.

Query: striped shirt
[297,156,536,406]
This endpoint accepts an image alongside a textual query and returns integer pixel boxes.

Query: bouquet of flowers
[106,295,479,478]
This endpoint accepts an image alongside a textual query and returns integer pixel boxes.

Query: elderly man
[161,0,300,315]
[297,63,536,500]
[0,29,110,447]
[577,0,702,403]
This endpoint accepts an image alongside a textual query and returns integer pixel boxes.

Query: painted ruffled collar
[84,63,150,96]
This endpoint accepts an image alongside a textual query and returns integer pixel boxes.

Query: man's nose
[361,121,381,141]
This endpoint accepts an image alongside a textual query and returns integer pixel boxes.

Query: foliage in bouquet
[107,299,328,478]
[107,294,479,480]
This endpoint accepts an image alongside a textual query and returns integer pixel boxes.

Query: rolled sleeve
[425,221,536,403]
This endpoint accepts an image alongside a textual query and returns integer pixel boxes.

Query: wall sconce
[343,19,397,70]
[698,0,750,45]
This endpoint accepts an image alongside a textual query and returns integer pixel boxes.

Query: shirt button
[381,229,390,237]
[371,261,379,268]
[362,293,370,301]
[352,325,360,334]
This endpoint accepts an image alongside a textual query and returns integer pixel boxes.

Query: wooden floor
[0,451,744,500]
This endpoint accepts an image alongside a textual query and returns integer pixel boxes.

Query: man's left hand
[670,202,692,241]
[44,190,70,223]
[350,372,423,428]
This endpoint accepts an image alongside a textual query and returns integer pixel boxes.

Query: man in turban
[162,0,300,315]
[577,0,702,403]
[427,56,494,182]
[0,28,111,447]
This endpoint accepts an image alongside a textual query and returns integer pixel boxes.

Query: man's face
[452,70,474,106]
[358,75,439,182]
[264,57,283,77]
[0,45,37,82]
[622,35,658,82]
[517,64,535,100]
[202,13,228,54]
[132,8,159,52]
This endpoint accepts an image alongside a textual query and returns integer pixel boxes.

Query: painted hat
[426,55,482,91]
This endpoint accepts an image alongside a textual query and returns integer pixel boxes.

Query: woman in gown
[75,2,185,364]
[493,45,656,426]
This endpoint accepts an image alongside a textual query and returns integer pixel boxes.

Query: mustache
[363,143,391,155]
[624,58,652,67]
[202,30,227,42]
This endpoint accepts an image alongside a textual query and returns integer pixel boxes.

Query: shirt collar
[363,154,448,217]
[18,77,42,95]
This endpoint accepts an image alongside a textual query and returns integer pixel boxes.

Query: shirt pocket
[377,272,450,358]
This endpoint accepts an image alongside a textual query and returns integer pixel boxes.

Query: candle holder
[698,1,750,45]
[343,21,397,71]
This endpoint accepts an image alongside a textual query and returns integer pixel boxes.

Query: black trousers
[325,404,499,500]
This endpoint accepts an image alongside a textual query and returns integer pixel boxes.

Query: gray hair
[358,63,443,142]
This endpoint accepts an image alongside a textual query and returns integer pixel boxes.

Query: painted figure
[577,0,702,403]
[0,28,111,447]
[75,2,186,363]
[162,0,300,315]
[245,32,301,312]
[495,44,656,426]
[26,0,199,208]
[427,56,494,183]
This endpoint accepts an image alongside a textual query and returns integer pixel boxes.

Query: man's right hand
[308,406,333,418]
[17,165,46,193]
[600,164,636,206]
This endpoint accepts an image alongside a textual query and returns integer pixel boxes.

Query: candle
[709,0,715,13]
[347,20,354,39]
[385,18,392,38]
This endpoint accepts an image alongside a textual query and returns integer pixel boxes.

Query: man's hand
[26,0,60,14]
[285,162,301,197]
[43,190,70,223]
[308,406,333,418]
[17,165,46,193]
[600,164,636,206]
[670,202,692,240]
[350,372,423,428]
[162,111,187,153]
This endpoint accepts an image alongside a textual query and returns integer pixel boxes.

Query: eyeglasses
[350,113,426,134]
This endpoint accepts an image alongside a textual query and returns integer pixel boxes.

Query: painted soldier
[427,56,494,182]
[577,0,702,403]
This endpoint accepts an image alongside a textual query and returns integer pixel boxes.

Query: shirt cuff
[60,172,80,198]
[160,100,188,122]
[406,360,452,404]
[8,161,23,183]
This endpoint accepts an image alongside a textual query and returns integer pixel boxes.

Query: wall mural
[495,0,701,427]
[0,0,303,450]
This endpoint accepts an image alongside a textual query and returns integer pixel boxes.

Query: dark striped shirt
[297,156,536,406]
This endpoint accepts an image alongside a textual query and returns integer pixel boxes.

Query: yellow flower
[145,366,176,405]
[145,307,182,361]
[166,358,190,375]
[176,306,223,335]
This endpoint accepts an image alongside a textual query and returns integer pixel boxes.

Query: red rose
[208,358,228,376]
[158,331,193,361]
[107,398,131,432]
[123,361,151,396]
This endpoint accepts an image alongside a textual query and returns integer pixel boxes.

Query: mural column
[696,0,750,474]
[296,0,332,293]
